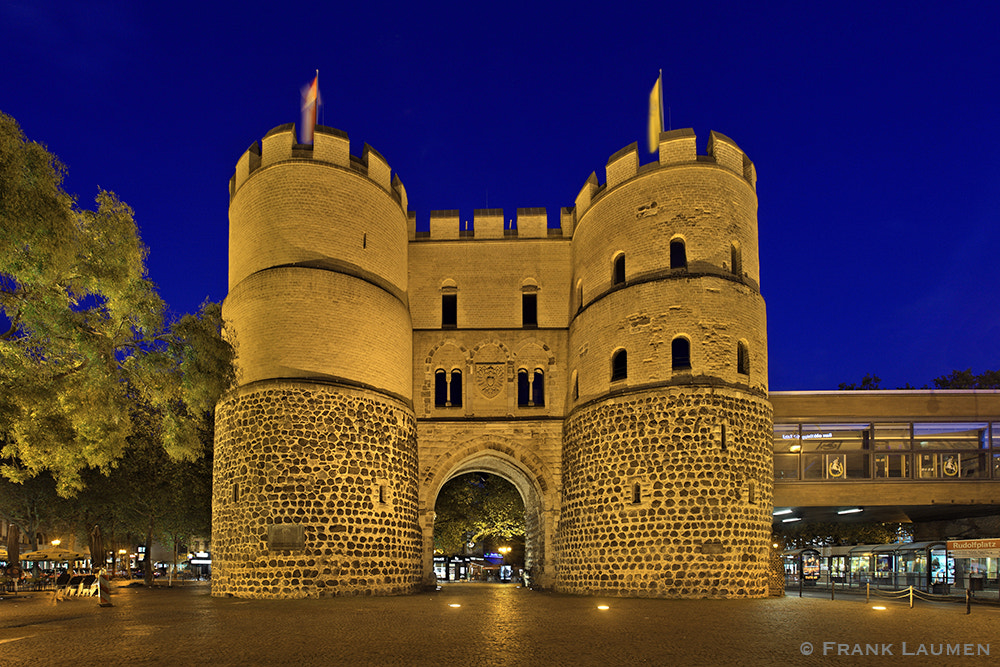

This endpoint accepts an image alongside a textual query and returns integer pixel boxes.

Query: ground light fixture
[448,604,461,608]
[597,605,610,611]
[872,606,887,611]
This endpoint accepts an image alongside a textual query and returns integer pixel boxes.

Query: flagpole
[658,69,664,133]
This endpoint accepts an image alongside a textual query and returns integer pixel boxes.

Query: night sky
[2,1,997,390]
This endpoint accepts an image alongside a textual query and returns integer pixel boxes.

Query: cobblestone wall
[212,380,421,598]
[557,386,773,598]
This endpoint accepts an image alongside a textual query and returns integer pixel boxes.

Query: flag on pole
[647,70,664,153]
[300,72,321,144]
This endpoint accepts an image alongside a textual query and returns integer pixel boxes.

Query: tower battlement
[229,123,408,215]
[414,207,563,241]
[572,129,757,222]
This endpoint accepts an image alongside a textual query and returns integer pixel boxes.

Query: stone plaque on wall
[268,523,305,551]
[475,363,506,398]
[701,541,724,555]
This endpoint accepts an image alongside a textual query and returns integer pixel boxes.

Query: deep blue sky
[2,1,997,390]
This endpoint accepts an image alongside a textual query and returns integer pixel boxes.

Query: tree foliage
[776,521,911,549]
[433,473,525,555]
[0,112,233,495]
[837,374,882,391]
[933,368,1000,389]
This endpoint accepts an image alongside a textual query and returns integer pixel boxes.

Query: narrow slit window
[442,293,457,328]
[379,485,386,504]
[435,370,448,407]
[631,482,641,504]
[731,242,742,277]
[613,254,625,285]
[573,375,579,400]
[233,482,240,503]
[670,239,687,269]
[532,370,545,407]
[721,423,727,451]
[672,337,691,370]
[611,349,627,381]
[737,342,749,375]
[450,370,463,407]
[522,293,538,328]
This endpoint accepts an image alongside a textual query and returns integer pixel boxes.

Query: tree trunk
[144,516,154,587]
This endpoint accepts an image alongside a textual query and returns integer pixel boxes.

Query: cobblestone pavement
[1,583,999,666]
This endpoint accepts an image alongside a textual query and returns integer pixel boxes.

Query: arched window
[671,337,691,370]
[434,370,448,407]
[450,370,463,407]
[731,242,742,277]
[532,369,545,407]
[576,280,583,313]
[517,369,546,407]
[670,239,687,269]
[737,341,750,375]
[612,253,625,286]
[572,372,579,400]
[611,349,627,381]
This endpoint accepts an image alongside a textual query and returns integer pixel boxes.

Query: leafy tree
[433,473,525,555]
[0,470,72,553]
[837,374,882,391]
[933,368,1000,389]
[775,521,911,549]
[0,112,233,495]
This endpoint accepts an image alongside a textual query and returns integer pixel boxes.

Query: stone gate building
[212,122,773,599]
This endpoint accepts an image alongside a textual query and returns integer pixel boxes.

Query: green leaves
[0,112,233,495]
[433,473,525,554]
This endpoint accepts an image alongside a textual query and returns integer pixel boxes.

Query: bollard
[909,586,913,608]
[966,588,971,615]
[866,583,870,603]
[831,579,835,601]
[98,573,113,607]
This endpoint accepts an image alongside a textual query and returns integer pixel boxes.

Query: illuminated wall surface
[213,124,997,599]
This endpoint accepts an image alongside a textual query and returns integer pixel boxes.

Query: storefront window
[773,454,799,480]
[913,423,988,450]
[874,452,909,478]
[874,422,910,450]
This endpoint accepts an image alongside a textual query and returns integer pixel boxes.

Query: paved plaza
[1,582,999,665]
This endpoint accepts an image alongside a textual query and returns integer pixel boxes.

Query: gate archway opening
[425,452,552,588]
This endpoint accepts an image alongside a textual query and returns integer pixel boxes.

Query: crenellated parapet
[229,123,408,214]
[570,129,756,222]
[414,207,567,241]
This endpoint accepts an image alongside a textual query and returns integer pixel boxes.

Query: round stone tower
[212,124,421,598]
[558,129,772,598]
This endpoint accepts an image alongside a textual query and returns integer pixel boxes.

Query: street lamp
[51,539,61,547]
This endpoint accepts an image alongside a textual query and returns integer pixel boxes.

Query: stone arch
[419,435,559,589]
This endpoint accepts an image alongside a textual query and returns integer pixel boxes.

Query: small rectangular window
[522,293,537,328]
[442,294,457,328]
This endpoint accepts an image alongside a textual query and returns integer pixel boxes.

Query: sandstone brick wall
[212,381,421,598]
[224,267,412,398]
[557,387,773,598]
[408,238,572,330]
[229,128,409,296]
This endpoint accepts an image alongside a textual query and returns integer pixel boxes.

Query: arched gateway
[212,122,771,599]
[419,436,560,590]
